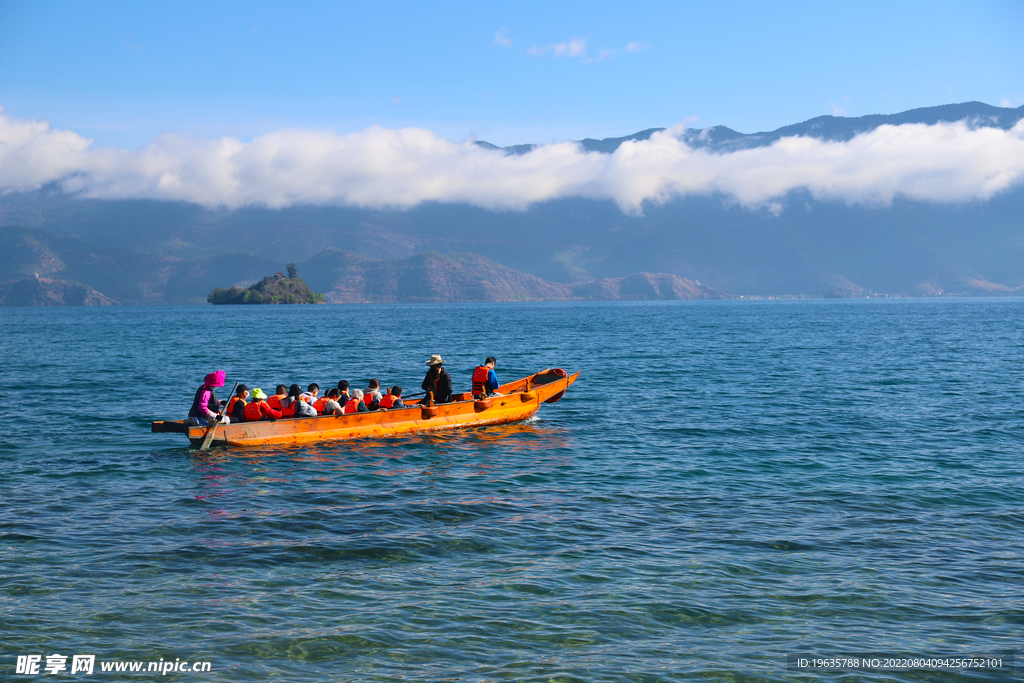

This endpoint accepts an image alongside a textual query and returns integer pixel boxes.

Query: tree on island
[208,267,325,305]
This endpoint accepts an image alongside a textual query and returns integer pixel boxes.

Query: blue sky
[1,0,1021,148]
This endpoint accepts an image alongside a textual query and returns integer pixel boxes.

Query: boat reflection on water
[369,419,574,479]
[186,418,575,521]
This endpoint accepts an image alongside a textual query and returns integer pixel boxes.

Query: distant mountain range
[2,101,1023,304]
[0,225,277,304]
[478,101,1024,155]
[0,226,726,305]
[0,276,117,306]
[301,249,727,303]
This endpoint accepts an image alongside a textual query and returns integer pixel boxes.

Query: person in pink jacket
[187,370,230,426]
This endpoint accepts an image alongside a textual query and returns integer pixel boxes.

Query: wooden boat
[152,368,579,448]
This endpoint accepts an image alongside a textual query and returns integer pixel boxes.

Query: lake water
[3,299,1023,682]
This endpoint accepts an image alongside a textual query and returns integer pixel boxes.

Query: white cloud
[528,37,587,59]
[1,107,1023,214]
[1001,98,1013,108]
[391,96,403,106]
[526,38,648,63]
[623,41,650,53]
[492,28,513,48]
[122,36,146,55]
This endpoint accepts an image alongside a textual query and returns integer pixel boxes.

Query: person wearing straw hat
[243,388,283,422]
[421,354,452,403]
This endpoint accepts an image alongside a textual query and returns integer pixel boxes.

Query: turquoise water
[3,300,1023,682]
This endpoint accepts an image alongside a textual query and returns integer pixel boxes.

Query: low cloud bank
[1,108,1023,213]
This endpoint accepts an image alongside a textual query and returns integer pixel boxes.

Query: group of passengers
[187,355,500,426]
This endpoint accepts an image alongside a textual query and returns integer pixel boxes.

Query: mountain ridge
[476,101,1024,155]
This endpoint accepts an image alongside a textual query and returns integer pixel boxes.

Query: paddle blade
[199,418,220,450]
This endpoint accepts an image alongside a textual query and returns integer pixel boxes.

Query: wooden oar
[199,381,238,451]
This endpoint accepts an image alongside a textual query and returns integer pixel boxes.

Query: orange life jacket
[278,397,296,417]
[227,396,242,414]
[313,397,329,414]
[344,398,361,414]
[363,390,378,406]
[472,366,491,397]
[243,401,264,421]
[379,393,398,409]
[268,395,283,410]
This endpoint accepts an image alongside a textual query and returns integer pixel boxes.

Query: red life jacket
[379,394,398,409]
[243,401,263,421]
[313,397,329,414]
[472,366,491,397]
[344,398,361,414]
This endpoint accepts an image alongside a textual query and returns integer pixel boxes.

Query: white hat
[426,354,444,365]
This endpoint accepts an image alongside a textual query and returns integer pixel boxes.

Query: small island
[208,264,325,305]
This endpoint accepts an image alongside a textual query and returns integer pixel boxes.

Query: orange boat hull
[152,369,579,448]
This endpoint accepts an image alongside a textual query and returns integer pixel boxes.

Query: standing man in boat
[422,354,453,403]
[472,357,501,398]
[187,370,229,426]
